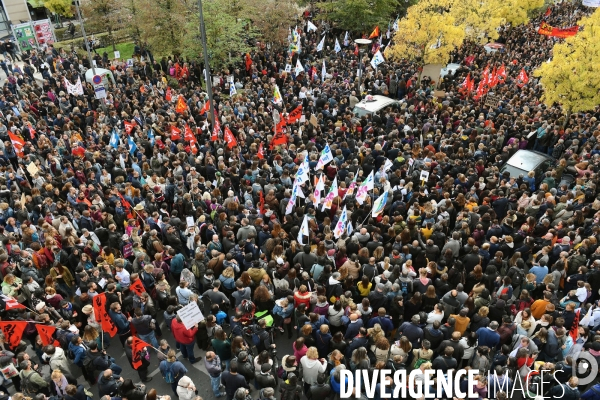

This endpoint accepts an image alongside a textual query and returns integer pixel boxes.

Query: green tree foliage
[43,0,73,17]
[319,0,399,33]
[534,8,600,115]
[181,0,255,68]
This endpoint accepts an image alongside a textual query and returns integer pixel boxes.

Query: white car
[352,95,400,118]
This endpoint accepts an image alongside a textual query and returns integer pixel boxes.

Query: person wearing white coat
[176,375,197,400]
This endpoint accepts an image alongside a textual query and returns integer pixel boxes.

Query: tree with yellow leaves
[450,0,544,43]
[385,0,465,65]
[534,8,600,117]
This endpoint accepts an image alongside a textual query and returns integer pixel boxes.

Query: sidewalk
[0,57,47,84]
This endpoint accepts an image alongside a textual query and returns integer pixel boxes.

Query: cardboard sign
[186,216,195,227]
[114,50,120,59]
[285,64,292,73]
[27,162,39,176]
[177,301,205,329]
[485,94,501,108]
[420,170,430,181]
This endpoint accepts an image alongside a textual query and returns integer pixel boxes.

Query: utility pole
[198,0,216,134]
[354,38,371,98]
[74,0,96,76]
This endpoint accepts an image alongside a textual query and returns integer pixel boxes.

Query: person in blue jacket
[108,302,132,347]
[69,335,87,369]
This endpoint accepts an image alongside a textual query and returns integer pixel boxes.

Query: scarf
[54,375,68,397]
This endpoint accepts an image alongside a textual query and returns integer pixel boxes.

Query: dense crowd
[1,2,600,400]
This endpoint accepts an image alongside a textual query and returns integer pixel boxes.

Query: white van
[352,95,400,117]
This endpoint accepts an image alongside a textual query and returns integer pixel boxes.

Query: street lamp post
[354,38,371,98]
[73,0,96,76]
[197,0,216,135]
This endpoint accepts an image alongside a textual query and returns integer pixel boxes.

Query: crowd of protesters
[1,2,600,400]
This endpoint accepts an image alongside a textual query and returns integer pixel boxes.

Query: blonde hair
[306,347,319,359]
[51,369,64,380]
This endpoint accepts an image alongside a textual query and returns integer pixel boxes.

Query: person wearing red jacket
[172,315,200,363]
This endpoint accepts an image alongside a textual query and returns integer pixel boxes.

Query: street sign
[92,75,102,85]
[94,84,107,99]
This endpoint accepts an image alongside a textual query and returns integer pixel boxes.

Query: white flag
[344,31,349,46]
[295,59,304,75]
[298,215,309,245]
[372,191,389,217]
[322,60,326,82]
[65,77,84,96]
[307,20,318,32]
[316,144,334,170]
[370,50,385,69]
[392,17,399,31]
[295,154,310,184]
[356,171,374,205]
[316,36,325,52]
[230,83,237,96]
[333,206,348,239]
[286,183,300,215]
[321,177,338,211]
[383,158,393,172]
[347,221,354,236]
[313,174,325,205]
[334,38,341,53]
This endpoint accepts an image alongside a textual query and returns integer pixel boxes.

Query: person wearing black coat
[309,372,332,400]
[280,373,303,400]
[65,384,88,400]
[254,363,276,390]
[97,369,123,398]
[124,337,152,383]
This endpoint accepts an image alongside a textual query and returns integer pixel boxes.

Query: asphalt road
[13,307,298,400]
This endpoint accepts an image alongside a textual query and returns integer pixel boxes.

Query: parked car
[352,95,399,118]
[500,150,554,184]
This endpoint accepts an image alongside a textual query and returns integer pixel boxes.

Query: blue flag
[109,129,120,149]
[128,136,137,156]
[147,128,155,146]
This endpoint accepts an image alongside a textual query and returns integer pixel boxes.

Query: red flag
[0,294,26,310]
[200,101,210,115]
[171,125,182,141]
[464,55,475,66]
[569,309,580,342]
[28,123,36,140]
[124,121,136,135]
[257,142,265,159]
[8,131,25,158]
[165,87,172,101]
[354,45,359,56]
[131,336,151,370]
[212,111,221,141]
[497,64,507,82]
[224,126,237,149]
[544,7,551,17]
[259,192,266,214]
[245,53,252,72]
[184,125,196,142]
[36,324,57,346]
[286,105,303,124]
[537,22,578,38]
[117,192,133,219]
[0,321,27,348]
[368,26,380,39]
[460,73,471,92]
[130,279,146,296]
[189,142,198,155]
[93,292,118,337]
[516,68,529,88]
[474,79,486,100]
[489,67,498,88]
[175,96,188,114]
[481,66,490,86]
[467,75,475,93]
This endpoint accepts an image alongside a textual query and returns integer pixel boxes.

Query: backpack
[56,329,72,351]
[34,251,49,269]
[163,362,175,383]
[251,332,261,346]
[21,371,39,395]
[509,266,523,287]
[83,354,96,374]
[67,348,76,360]
[412,350,428,369]
[400,281,409,297]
